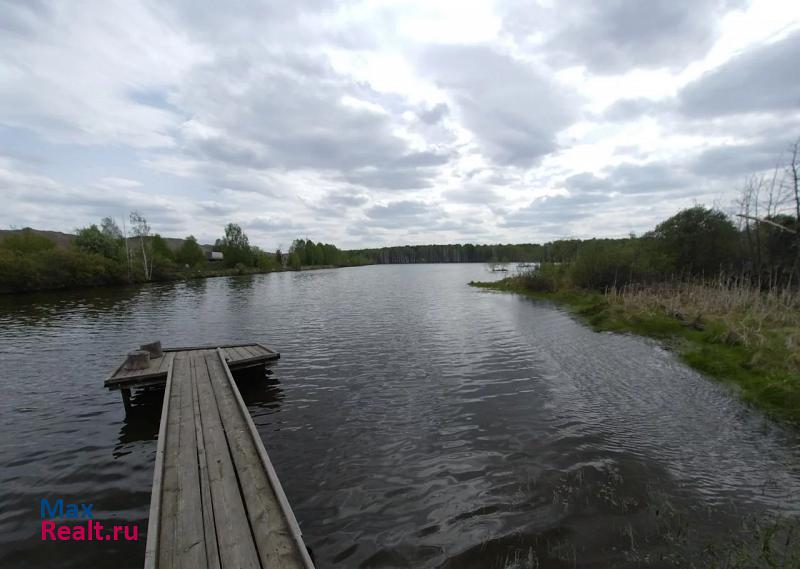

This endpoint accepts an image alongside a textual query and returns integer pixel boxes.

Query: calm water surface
[1,264,799,568]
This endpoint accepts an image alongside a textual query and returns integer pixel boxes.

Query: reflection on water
[114,389,164,453]
[0,265,799,568]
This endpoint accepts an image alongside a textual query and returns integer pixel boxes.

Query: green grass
[470,278,800,425]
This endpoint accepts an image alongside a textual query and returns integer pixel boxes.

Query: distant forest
[349,241,580,264]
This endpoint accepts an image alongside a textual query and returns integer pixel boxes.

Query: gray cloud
[420,45,575,166]
[566,162,692,195]
[308,190,370,218]
[177,51,449,191]
[508,0,745,74]
[1,0,51,37]
[679,30,800,117]
[689,138,794,177]
[245,216,303,232]
[501,192,613,228]
[602,98,664,122]
[442,187,500,205]
[418,103,449,125]
[363,200,445,229]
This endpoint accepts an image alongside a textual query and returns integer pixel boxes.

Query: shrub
[175,236,206,267]
[518,263,567,292]
[0,229,56,254]
[74,225,122,259]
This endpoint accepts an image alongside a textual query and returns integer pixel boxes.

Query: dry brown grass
[606,277,800,352]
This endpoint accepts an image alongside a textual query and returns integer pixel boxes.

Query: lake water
[1,264,799,568]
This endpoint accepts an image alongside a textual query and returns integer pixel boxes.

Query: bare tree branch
[735,213,797,234]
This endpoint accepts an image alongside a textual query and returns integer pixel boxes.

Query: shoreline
[0,263,364,296]
[470,278,800,425]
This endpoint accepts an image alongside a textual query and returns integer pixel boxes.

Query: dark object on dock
[140,340,163,358]
[105,343,314,569]
[124,350,151,371]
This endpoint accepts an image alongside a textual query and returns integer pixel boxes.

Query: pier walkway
[106,345,314,569]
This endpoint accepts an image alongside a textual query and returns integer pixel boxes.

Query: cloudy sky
[2,0,799,249]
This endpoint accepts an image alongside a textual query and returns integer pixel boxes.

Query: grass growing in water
[470,271,800,424]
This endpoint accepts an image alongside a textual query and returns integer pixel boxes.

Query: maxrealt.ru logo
[40,498,139,541]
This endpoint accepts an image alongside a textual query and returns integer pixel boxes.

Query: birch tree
[129,211,153,280]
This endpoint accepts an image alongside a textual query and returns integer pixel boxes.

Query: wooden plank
[192,360,221,569]
[228,347,251,361]
[236,346,257,358]
[227,353,279,369]
[175,356,207,569]
[222,347,241,361]
[213,349,315,569]
[205,353,298,566]
[163,343,269,352]
[195,353,261,569]
[157,354,188,568]
[106,366,166,384]
[105,375,169,391]
[157,353,175,374]
[144,356,175,569]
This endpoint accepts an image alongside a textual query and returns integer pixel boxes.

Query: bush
[74,225,122,259]
[518,263,567,292]
[0,229,56,254]
[0,248,126,292]
[176,236,206,267]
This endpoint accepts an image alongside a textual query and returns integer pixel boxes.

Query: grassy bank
[471,275,800,425]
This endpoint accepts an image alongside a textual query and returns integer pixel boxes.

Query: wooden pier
[105,343,280,413]
[105,344,315,569]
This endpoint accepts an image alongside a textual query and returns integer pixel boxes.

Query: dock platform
[106,344,314,569]
[105,343,280,413]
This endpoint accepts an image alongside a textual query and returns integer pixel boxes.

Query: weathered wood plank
[175,356,207,569]
[195,353,261,569]
[144,357,175,569]
[205,352,305,567]
[192,360,221,569]
[155,354,185,568]
[158,352,175,374]
[163,343,268,352]
[229,347,251,361]
[242,345,262,358]
[212,350,315,569]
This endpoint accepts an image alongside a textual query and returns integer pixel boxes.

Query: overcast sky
[2,0,799,249]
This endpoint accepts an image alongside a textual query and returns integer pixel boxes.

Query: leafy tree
[101,217,123,239]
[74,225,121,259]
[216,223,254,267]
[252,246,277,270]
[176,236,206,267]
[649,206,739,276]
[151,234,174,261]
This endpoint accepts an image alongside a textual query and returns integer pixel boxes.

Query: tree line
[348,241,581,264]
[0,215,361,292]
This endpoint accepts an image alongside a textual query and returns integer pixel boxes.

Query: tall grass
[606,276,800,352]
